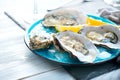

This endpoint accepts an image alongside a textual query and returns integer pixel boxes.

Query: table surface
[0,0,120,80]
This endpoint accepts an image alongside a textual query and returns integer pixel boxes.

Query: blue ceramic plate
[24,15,120,65]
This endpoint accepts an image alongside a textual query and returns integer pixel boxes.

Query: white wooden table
[0,0,75,80]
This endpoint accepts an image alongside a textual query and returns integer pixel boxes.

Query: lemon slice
[86,17,106,26]
[55,25,83,33]
[118,25,120,29]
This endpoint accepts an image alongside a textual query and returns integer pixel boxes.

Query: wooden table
[0,0,75,80]
[0,0,120,80]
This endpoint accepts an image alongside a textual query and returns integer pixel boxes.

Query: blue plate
[24,15,120,65]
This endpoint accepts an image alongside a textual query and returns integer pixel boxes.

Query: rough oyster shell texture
[42,8,87,27]
[80,25,120,49]
[53,31,99,63]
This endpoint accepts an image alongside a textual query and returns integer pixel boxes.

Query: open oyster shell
[29,34,52,50]
[42,8,87,27]
[53,31,98,63]
[80,25,120,49]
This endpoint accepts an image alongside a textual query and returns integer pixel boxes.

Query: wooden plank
[0,2,74,80]
[0,57,61,80]
[21,68,75,80]
[0,7,59,80]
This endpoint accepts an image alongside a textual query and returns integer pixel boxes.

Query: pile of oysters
[29,8,120,63]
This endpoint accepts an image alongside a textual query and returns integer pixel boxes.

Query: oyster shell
[42,8,87,27]
[53,31,98,63]
[80,25,120,49]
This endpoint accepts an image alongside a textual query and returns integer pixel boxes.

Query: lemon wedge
[86,17,106,26]
[118,26,120,29]
[55,25,83,33]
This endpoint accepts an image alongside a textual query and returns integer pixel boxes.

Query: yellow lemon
[118,25,120,29]
[55,25,83,33]
[86,17,106,26]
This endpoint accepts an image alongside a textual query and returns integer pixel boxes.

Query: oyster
[53,31,98,63]
[80,25,120,49]
[29,34,52,50]
[42,8,87,27]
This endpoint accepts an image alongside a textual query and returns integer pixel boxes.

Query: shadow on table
[63,58,120,80]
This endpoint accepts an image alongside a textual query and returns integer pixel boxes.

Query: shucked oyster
[42,8,87,27]
[80,25,120,49]
[29,34,52,50]
[53,31,98,63]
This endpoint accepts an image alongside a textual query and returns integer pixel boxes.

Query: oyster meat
[42,8,87,27]
[29,34,52,50]
[53,31,98,63]
[80,25,120,49]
